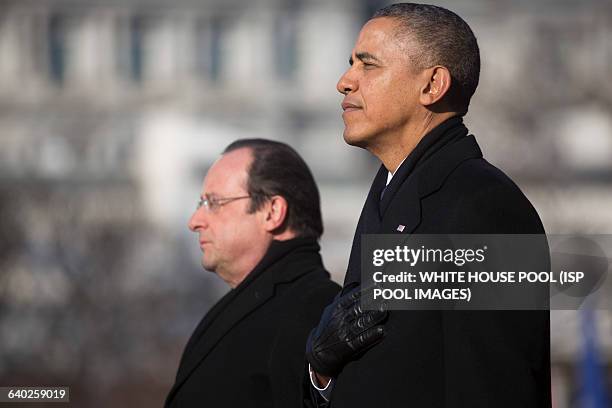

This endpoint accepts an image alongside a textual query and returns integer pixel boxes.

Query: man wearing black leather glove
[305,286,387,394]
[310,3,551,407]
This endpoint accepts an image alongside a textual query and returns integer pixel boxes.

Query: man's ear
[419,65,452,106]
[262,195,288,233]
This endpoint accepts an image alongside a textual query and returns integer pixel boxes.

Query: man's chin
[343,130,369,148]
[201,257,217,273]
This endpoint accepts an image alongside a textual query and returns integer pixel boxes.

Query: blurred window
[48,14,68,84]
[195,16,224,83]
[129,16,145,83]
[274,13,297,80]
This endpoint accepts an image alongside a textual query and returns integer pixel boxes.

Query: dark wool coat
[166,238,340,408]
[329,117,551,408]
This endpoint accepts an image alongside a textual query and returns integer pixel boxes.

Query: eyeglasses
[196,194,251,212]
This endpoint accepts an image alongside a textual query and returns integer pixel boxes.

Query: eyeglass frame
[196,193,252,212]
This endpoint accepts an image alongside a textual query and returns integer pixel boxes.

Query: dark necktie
[380,184,388,201]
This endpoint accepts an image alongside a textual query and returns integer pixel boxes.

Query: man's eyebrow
[349,52,382,66]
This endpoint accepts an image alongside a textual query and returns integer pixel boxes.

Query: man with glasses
[165,139,339,407]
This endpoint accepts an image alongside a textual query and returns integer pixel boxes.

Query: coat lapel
[173,277,276,389]
[178,287,240,366]
[380,178,422,234]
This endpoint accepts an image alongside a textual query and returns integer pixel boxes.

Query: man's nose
[188,209,207,232]
[337,68,357,95]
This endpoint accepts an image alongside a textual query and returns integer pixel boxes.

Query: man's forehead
[202,148,252,194]
[352,17,406,58]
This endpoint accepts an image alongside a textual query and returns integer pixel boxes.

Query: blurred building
[0,0,611,406]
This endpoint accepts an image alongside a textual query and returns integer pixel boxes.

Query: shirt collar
[386,156,408,186]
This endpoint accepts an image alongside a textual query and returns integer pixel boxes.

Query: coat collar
[379,134,482,233]
[379,116,469,216]
[166,238,322,405]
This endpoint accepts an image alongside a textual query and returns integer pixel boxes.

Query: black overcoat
[165,238,340,408]
[330,117,551,408]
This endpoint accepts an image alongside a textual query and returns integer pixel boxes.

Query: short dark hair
[223,139,323,240]
[372,3,480,115]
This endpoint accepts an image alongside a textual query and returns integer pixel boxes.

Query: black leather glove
[305,286,388,377]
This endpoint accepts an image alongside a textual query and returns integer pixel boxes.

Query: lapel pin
[396,225,405,232]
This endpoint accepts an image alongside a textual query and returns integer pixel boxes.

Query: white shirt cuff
[308,364,333,401]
